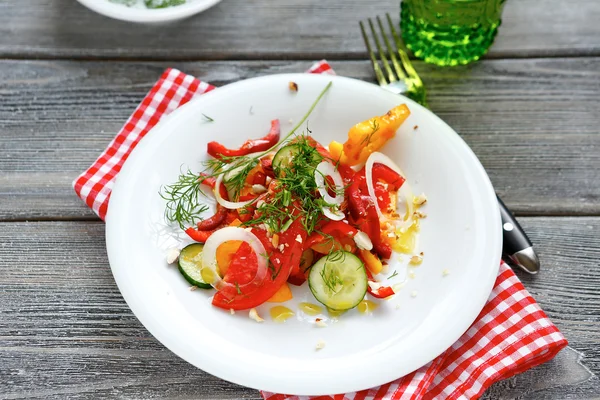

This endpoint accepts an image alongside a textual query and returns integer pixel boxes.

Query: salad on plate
[161,82,427,321]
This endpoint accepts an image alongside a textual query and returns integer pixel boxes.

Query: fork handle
[497,195,540,274]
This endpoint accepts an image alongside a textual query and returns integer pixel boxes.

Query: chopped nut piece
[166,248,180,264]
[189,286,197,291]
[409,255,423,265]
[414,210,427,219]
[353,231,373,250]
[413,125,419,130]
[344,244,352,252]
[315,318,328,328]
[252,184,267,194]
[288,81,299,92]
[271,234,280,248]
[295,234,303,243]
[279,244,285,252]
[316,339,326,350]
[413,193,428,206]
[230,309,235,315]
[249,308,264,322]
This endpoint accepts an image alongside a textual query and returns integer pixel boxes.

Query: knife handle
[497,195,540,274]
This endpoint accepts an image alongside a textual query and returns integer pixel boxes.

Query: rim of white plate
[76,0,222,23]
[105,73,502,395]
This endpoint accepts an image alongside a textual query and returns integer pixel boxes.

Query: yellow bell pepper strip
[359,249,383,275]
[329,104,410,166]
[267,282,293,303]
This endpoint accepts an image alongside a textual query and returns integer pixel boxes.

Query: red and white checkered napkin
[73,61,567,400]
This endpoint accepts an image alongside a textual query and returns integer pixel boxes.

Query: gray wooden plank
[1,58,599,220]
[0,0,598,60]
[0,217,599,399]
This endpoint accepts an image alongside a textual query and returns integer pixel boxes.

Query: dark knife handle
[497,195,540,274]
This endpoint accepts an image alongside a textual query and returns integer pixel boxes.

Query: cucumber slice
[272,144,321,176]
[308,251,368,311]
[178,243,212,289]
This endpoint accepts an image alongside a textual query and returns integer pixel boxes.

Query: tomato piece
[212,220,305,310]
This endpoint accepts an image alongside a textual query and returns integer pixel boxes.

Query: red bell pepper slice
[364,267,395,299]
[372,164,405,191]
[354,202,392,260]
[260,158,275,178]
[304,220,358,250]
[192,173,231,231]
[196,206,228,231]
[207,119,280,159]
[184,227,216,243]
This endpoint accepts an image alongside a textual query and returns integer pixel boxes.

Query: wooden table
[1,0,599,398]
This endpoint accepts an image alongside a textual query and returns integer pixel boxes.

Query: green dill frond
[160,169,210,230]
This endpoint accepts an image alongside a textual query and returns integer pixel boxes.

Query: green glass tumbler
[400,0,506,66]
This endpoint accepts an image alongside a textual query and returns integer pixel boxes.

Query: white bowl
[76,0,223,23]
[106,74,501,395]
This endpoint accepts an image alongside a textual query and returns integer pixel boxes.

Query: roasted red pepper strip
[193,173,231,231]
[304,220,358,250]
[184,227,216,243]
[372,164,405,191]
[364,267,395,299]
[347,170,368,220]
[207,119,280,159]
[260,158,275,178]
[354,202,392,260]
[196,206,228,231]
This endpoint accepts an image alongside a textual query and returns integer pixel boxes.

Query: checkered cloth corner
[73,60,567,400]
[261,263,567,400]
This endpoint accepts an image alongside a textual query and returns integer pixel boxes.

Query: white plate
[106,74,501,395]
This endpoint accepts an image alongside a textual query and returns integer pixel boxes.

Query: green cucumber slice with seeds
[272,144,322,176]
[178,243,212,289]
[308,251,368,310]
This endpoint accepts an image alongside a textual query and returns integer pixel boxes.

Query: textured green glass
[401,0,506,66]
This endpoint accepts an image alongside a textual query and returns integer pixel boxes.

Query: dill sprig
[199,81,333,202]
[242,135,343,235]
[320,252,347,293]
[159,81,333,229]
[388,270,399,279]
[160,169,210,230]
[361,118,380,145]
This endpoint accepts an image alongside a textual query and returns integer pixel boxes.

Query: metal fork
[361,14,540,274]
[360,13,427,107]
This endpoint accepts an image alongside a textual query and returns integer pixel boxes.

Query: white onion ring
[215,173,256,210]
[323,206,345,221]
[365,152,406,218]
[201,227,268,291]
[314,161,344,206]
[395,181,416,232]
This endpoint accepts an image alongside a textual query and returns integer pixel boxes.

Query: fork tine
[367,18,397,83]
[360,20,388,86]
[376,15,407,80]
[385,13,420,81]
